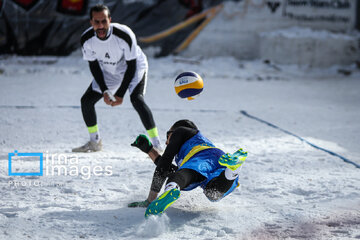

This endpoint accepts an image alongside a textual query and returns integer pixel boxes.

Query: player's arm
[128,134,181,207]
[129,133,178,207]
[115,59,136,98]
[129,127,197,207]
[88,60,114,105]
[130,134,171,166]
[81,32,114,105]
[112,27,138,105]
[150,127,198,192]
[88,60,108,93]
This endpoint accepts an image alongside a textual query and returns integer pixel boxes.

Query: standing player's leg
[130,72,162,150]
[72,84,103,152]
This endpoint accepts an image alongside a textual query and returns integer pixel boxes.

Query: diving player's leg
[72,85,103,152]
[219,148,247,171]
[145,169,205,217]
[203,171,237,201]
[204,149,248,201]
[130,73,162,151]
[166,168,206,190]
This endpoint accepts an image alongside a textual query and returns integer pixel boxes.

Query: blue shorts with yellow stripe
[179,148,239,196]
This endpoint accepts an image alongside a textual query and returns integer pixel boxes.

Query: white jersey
[81,23,148,95]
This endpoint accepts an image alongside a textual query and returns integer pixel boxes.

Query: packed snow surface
[0,53,359,239]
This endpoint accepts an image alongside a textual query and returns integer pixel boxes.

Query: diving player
[129,119,247,217]
[73,4,161,152]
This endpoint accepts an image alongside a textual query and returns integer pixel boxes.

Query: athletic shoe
[219,148,247,171]
[145,188,180,218]
[72,140,102,152]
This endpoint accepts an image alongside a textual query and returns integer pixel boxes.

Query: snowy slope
[0,52,359,239]
[181,1,359,67]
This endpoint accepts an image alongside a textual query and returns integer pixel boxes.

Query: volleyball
[174,71,204,100]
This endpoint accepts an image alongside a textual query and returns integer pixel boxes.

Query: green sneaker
[145,188,180,218]
[219,148,247,171]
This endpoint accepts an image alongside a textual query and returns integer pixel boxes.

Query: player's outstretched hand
[131,134,153,153]
[128,199,150,208]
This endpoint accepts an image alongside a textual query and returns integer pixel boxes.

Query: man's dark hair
[171,119,198,130]
[90,4,111,20]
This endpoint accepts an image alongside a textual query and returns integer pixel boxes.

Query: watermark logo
[7,150,113,180]
[8,150,43,176]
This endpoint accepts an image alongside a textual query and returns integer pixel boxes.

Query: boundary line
[240,110,360,169]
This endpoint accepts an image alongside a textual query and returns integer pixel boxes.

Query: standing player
[129,119,247,217]
[73,4,161,152]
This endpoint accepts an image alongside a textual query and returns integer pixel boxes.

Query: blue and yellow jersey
[174,131,238,192]
[175,131,219,166]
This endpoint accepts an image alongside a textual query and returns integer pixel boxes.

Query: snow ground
[0,53,359,239]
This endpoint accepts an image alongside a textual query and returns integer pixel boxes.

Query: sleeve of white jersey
[123,29,138,61]
[82,42,96,61]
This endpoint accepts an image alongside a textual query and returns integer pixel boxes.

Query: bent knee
[130,95,146,109]
[130,93,142,104]
[204,188,224,202]
[130,95,138,105]
[81,94,89,106]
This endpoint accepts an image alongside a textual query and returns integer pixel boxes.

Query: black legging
[80,74,156,130]
[166,168,235,201]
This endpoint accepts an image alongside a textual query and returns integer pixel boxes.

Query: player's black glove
[131,134,153,153]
